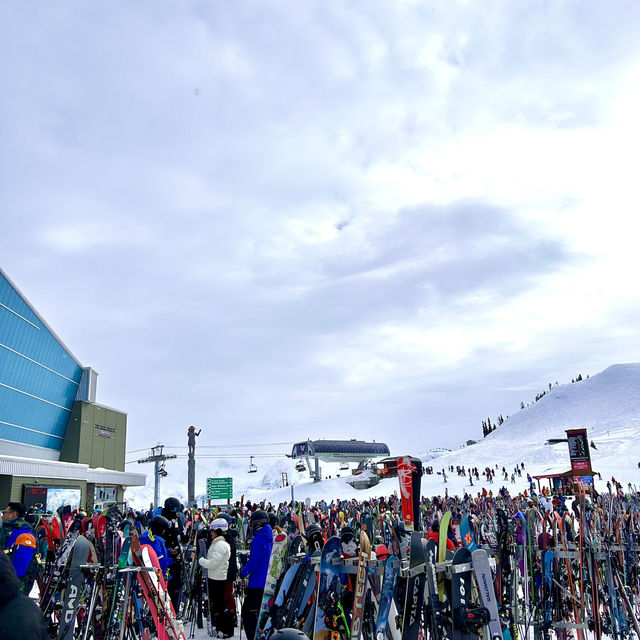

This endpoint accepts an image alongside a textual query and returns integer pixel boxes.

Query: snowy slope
[125,364,640,508]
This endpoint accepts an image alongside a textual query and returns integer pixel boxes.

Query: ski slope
[125,364,640,508]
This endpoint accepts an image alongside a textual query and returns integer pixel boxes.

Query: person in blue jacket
[0,502,37,594]
[141,515,173,578]
[240,509,273,640]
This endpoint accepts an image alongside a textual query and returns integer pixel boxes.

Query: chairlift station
[289,439,390,482]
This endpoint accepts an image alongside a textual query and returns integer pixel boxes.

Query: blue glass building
[0,267,144,509]
[0,268,85,459]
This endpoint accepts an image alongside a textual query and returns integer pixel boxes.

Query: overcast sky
[2,1,640,461]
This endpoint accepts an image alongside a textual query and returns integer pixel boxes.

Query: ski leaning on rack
[351,530,372,640]
[437,511,452,603]
[376,553,399,640]
[131,532,186,640]
[426,534,459,640]
[198,538,215,637]
[263,562,303,635]
[40,518,83,616]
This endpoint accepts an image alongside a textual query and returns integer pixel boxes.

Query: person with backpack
[0,502,37,595]
[141,515,173,578]
[162,497,187,611]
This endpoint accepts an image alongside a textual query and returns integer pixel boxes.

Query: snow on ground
[126,364,640,509]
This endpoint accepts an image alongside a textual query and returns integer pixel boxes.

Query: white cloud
[1,0,640,455]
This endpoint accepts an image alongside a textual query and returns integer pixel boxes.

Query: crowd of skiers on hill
[422,462,527,487]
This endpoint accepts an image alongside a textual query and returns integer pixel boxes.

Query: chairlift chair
[248,456,258,473]
[339,462,349,471]
[295,461,306,472]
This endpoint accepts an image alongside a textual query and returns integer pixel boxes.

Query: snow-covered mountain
[125,364,640,508]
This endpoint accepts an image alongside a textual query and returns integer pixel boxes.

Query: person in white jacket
[199,518,233,638]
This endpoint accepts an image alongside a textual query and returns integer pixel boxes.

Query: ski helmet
[271,630,310,640]
[340,526,355,544]
[250,509,269,529]
[375,544,390,559]
[216,512,234,527]
[149,515,170,537]
[304,522,322,537]
[164,497,181,512]
[305,522,324,552]
[210,517,229,533]
[268,512,278,528]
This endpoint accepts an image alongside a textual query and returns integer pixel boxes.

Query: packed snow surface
[125,364,640,508]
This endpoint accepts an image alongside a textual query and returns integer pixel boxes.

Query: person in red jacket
[425,519,455,551]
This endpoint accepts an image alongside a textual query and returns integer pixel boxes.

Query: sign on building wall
[95,424,116,439]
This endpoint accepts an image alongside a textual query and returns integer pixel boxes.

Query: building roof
[377,455,422,465]
[291,439,390,461]
[0,454,145,487]
[0,267,83,368]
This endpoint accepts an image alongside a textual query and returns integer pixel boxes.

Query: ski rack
[320,555,496,578]
[551,622,590,631]
[328,556,399,575]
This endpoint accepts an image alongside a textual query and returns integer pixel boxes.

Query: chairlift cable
[126,441,295,454]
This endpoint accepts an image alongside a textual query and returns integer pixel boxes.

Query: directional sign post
[207,477,233,502]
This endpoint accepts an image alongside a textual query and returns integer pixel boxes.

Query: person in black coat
[0,551,48,640]
[162,497,188,612]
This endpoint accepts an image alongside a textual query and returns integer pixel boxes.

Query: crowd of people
[2,470,637,640]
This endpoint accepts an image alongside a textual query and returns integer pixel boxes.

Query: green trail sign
[206,477,233,501]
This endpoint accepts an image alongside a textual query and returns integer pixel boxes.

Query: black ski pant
[209,579,235,637]
[241,586,264,640]
[168,568,182,613]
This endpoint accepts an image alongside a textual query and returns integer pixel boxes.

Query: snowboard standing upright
[471,548,502,640]
[314,536,348,640]
[57,535,92,640]
[255,532,289,638]
[397,457,422,532]
[401,531,426,640]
